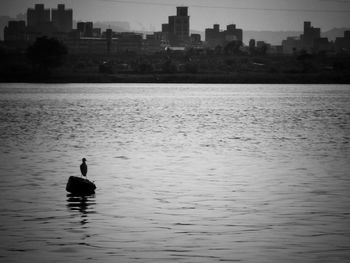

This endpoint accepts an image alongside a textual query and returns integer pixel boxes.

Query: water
[0,83,349,263]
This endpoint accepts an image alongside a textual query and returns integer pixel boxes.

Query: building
[162,6,190,46]
[335,31,350,53]
[205,24,221,48]
[281,22,325,54]
[205,24,243,48]
[190,33,201,44]
[4,21,27,42]
[225,24,242,42]
[64,37,117,54]
[282,36,302,54]
[301,21,320,51]
[92,28,101,38]
[249,39,255,53]
[313,37,331,53]
[77,21,93,37]
[144,33,163,53]
[52,4,72,32]
[27,4,50,28]
[26,4,73,41]
[115,32,143,53]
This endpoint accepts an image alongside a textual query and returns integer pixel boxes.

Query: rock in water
[66,176,96,195]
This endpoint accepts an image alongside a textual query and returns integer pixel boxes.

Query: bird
[80,158,88,178]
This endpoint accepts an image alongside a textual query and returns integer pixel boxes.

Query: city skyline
[1,0,350,32]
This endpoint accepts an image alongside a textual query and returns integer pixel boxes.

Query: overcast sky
[1,0,350,31]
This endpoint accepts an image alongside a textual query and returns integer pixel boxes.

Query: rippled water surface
[0,83,350,263]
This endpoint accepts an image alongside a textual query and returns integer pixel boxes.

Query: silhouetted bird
[80,158,88,178]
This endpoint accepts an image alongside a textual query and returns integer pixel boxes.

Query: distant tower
[85,22,93,37]
[302,21,321,51]
[213,24,220,32]
[77,21,93,37]
[177,6,188,16]
[304,21,311,32]
[27,4,50,28]
[167,6,190,45]
[106,28,112,53]
[52,4,73,32]
[77,22,86,34]
[249,39,256,51]
[4,21,26,42]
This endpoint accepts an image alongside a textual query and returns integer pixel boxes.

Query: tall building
[52,4,72,32]
[301,21,320,51]
[4,21,27,42]
[335,31,350,53]
[85,22,93,37]
[27,4,50,28]
[162,6,190,46]
[225,24,242,42]
[205,24,243,48]
[77,21,93,37]
[77,22,85,33]
[205,24,221,47]
[26,4,54,41]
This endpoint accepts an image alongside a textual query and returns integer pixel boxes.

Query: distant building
[301,21,320,51]
[26,3,74,41]
[190,33,201,43]
[205,24,243,48]
[92,28,101,38]
[85,22,93,37]
[225,24,242,42]
[205,24,221,48]
[335,31,350,53]
[249,39,255,53]
[52,4,72,32]
[4,21,27,42]
[144,33,163,53]
[281,22,326,54]
[27,4,50,28]
[282,36,302,54]
[162,6,190,46]
[77,21,93,37]
[116,32,143,53]
[314,37,331,53]
[64,37,116,54]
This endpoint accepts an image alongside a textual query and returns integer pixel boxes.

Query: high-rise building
[27,4,50,28]
[205,24,221,48]
[85,22,93,37]
[52,4,73,32]
[301,21,320,50]
[249,39,256,53]
[77,22,85,33]
[77,21,94,37]
[224,24,242,42]
[4,21,27,41]
[335,31,350,53]
[205,24,243,48]
[77,21,93,37]
[162,6,190,46]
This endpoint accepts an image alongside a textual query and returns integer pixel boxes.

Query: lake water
[0,83,349,263]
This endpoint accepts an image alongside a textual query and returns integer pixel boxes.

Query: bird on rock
[80,158,88,178]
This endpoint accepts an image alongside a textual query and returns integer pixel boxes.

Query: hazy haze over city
[1,0,350,32]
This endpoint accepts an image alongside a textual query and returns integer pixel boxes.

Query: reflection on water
[66,194,96,225]
[0,84,350,262]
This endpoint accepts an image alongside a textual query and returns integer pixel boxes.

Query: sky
[1,0,350,31]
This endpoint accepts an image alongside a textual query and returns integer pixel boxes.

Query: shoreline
[1,72,350,84]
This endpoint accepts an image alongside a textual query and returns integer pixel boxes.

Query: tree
[27,36,68,74]
[161,59,177,73]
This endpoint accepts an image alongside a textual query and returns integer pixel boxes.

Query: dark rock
[66,176,96,195]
